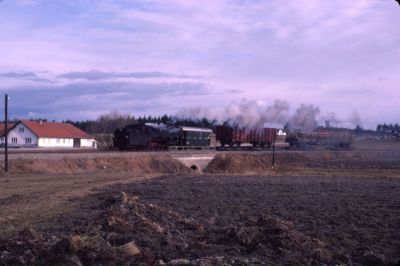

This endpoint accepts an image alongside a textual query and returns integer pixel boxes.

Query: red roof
[18,120,92,139]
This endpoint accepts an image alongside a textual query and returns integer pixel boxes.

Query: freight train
[113,123,287,150]
[113,122,354,151]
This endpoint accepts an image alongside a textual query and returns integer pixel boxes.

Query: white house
[0,120,97,148]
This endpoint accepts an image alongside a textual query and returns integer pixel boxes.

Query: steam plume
[288,104,320,132]
[177,99,289,128]
[177,99,362,132]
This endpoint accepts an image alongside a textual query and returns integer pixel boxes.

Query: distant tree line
[376,123,400,134]
[65,112,216,134]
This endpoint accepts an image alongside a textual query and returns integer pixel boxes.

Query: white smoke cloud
[288,104,320,132]
[176,99,290,128]
[177,99,363,132]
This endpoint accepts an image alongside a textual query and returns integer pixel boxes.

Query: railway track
[2,138,392,157]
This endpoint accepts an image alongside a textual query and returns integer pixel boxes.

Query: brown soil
[0,154,191,240]
[1,174,399,265]
[0,149,400,265]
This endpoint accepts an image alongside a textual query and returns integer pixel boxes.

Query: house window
[19,127,24,133]
[25,138,32,144]
[62,139,65,144]
[56,138,60,143]
[12,138,17,144]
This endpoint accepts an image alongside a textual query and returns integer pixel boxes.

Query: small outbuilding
[0,120,97,149]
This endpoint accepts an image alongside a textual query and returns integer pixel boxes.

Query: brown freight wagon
[215,125,276,147]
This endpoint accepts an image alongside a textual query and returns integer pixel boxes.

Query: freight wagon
[215,125,281,149]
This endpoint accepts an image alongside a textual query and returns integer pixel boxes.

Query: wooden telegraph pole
[4,94,8,172]
[272,129,276,170]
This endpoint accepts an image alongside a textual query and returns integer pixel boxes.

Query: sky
[0,0,399,129]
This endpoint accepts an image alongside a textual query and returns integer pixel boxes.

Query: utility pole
[4,94,8,172]
[272,130,276,170]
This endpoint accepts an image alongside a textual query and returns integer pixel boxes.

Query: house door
[73,138,81,148]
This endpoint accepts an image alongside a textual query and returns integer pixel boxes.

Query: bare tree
[95,110,135,150]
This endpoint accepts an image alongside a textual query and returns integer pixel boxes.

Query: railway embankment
[0,154,191,176]
[1,150,400,176]
[204,151,400,175]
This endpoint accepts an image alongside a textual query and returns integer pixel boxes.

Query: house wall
[38,138,74,148]
[38,138,97,148]
[1,123,38,147]
[81,138,97,148]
